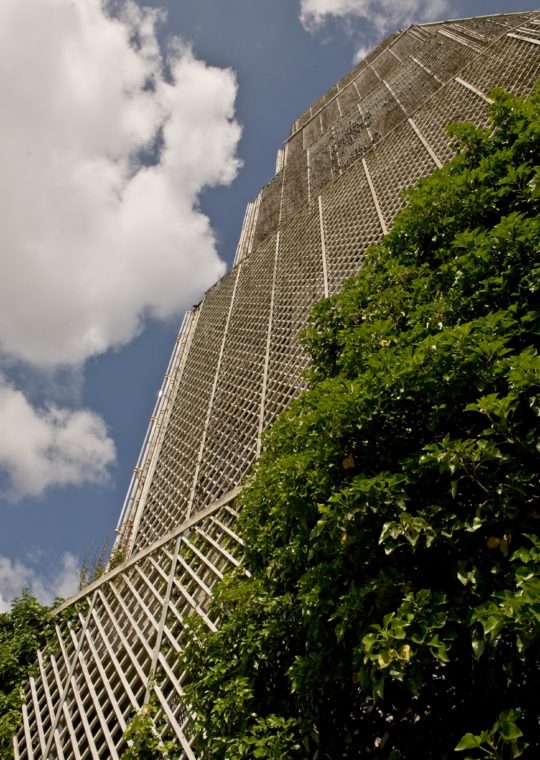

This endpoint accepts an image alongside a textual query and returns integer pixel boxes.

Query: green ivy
[120,704,176,759]
[180,84,540,758]
[0,590,53,758]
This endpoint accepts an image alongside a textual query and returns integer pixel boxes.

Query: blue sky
[0,0,538,610]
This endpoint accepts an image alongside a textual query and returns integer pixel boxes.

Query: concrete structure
[14,11,540,758]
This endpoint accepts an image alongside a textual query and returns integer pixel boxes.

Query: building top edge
[419,8,540,27]
[287,9,539,142]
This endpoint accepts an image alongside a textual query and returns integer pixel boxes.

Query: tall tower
[14,11,540,758]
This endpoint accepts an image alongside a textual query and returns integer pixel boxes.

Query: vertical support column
[455,76,494,103]
[306,148,311,204]
[362,158,388,235]
[408,119,443,168]
[318,196,329,298]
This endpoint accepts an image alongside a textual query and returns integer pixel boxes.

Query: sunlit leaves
[181,86,540,758]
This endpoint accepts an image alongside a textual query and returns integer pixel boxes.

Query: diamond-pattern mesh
[333,107,374,172]
[302,111,323,149]
[352,64,379,97]
[337,81,361,114]
[252,171,282,247]
[385,58,441,113]
[281,152,309,223]
[263,203,324,429]
[412,78,490,165]
[411,32,476,81]
[14,12,540,758]
[321,159,382,293]
[192,234,277,513]
[361,81,406,143]
[371,47,402,79]
[458,32,540,99]
[391,28,428,59]
[132,271,238,550]
[365,120,438,227]
[309,131,338,199]
[320,96,341,132]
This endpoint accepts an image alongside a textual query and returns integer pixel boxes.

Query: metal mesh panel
[320,97,341,132]
[281,152,309,224]
[411,32,477,82]
[263,204,324,429]
[286,128,304,162]
[371,48,401,79]
[364,29,402,64]
[337,81,360,114]
[310,84,339,116]
[426,13,534,42]
[339,62,363,89]
[294,110,312,132]
[152,501,244,751]
[303,112,323,149]
[309,131,338,199]
[459,13,534,33]
[132,272,238,550]
[114,309,200,555]
[361,81,406,143]
[252,172,283,246]
[411,78,489,165]
[321,159,383,293]
[458,33,540,99]
[192,235,277,512]
[452,18,507,43]
[333,108,374,173]
[391,27,429,59]
[352,64,379,97]
[386,58,441,114]
[365,120,438,228]
[518,17,540,39]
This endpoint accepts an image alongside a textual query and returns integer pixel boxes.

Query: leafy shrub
[0,590,52,758]
[181,85,540,759]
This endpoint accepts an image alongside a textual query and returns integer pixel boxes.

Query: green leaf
[455,733,482,751]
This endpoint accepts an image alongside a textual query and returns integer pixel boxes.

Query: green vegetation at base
[181,86,540,759]
[120,703,175,760]
[0,591,52,758]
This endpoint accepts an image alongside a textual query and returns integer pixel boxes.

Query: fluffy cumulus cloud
[0,0,243,499]
[0,379,115,499]
[300,0,449,34]
[0,552,80,612]
[0,0,241,367]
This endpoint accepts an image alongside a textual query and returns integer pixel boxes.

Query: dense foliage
[181,86,540,759]
[0,591,52,758]
[120,704,175,759]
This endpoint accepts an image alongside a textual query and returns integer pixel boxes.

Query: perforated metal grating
[14,11,540,757]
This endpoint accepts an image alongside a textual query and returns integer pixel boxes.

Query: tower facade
[14,11,540,758]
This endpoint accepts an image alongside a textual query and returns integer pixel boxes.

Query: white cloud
[300,0,448,34]
[353,44,371,64]
[0,379,115,499]
[0,552,79,612]
[0,0,241,367]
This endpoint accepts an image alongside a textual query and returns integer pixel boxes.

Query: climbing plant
[0,591,53,758]
[181,84,540,759]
